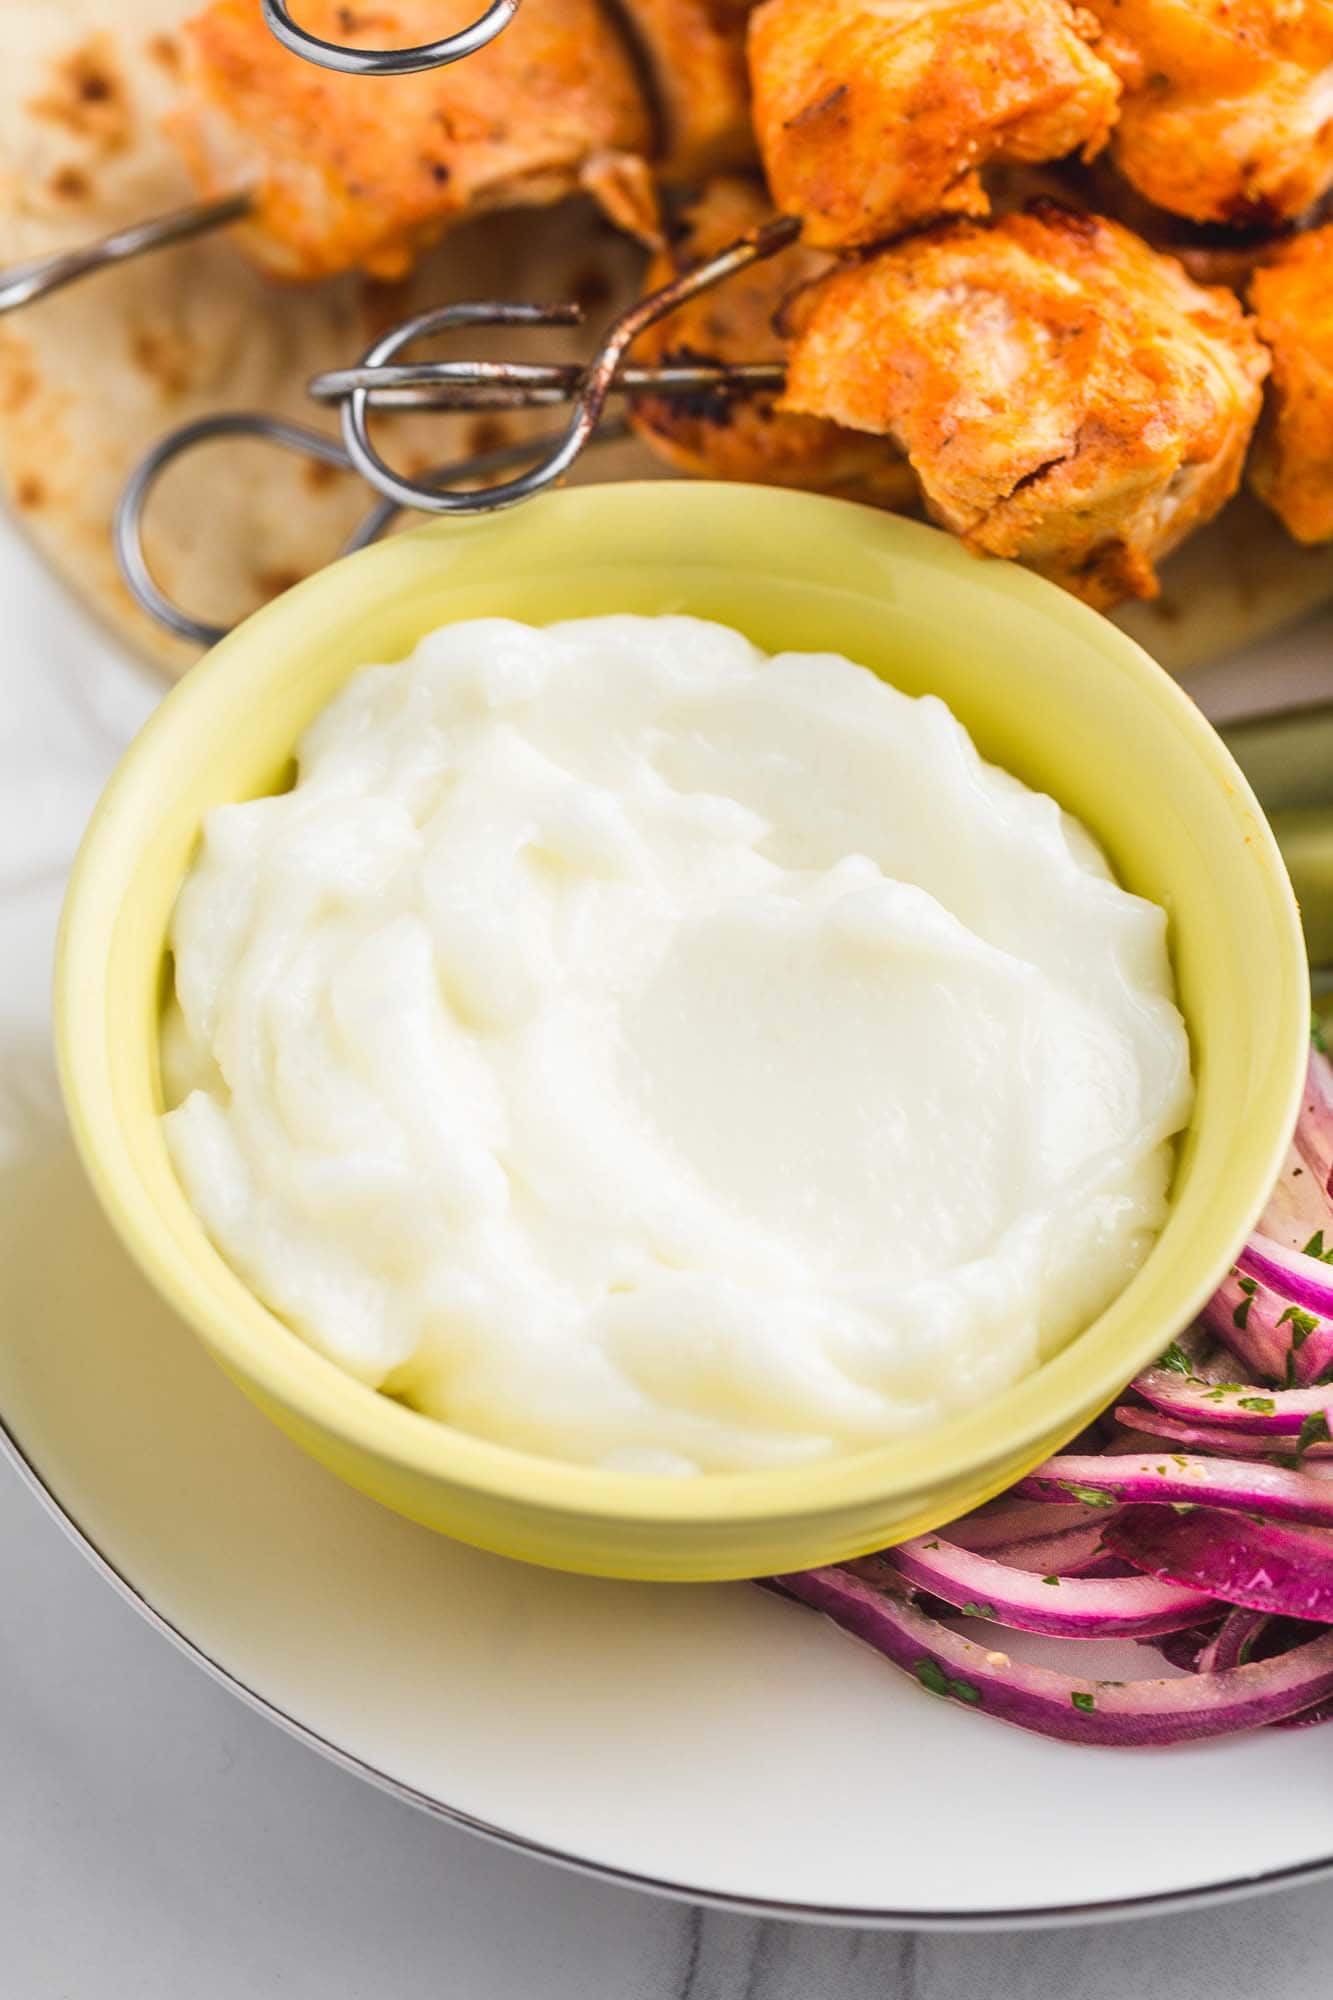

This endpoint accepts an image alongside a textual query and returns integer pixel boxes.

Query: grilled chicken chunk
[630,177,918,506]
[1083,0,1333,226]
[781,203,1269,604]
[1249,224,1333,541]
[168,0,654,280]
[747,0,1120,249]
[611,0,757,177]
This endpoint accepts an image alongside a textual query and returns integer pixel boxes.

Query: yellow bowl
[56,484,1308,1580]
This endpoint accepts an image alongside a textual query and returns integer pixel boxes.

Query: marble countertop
[4,510,1333,1994]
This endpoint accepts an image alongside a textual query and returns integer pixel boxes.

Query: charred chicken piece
[168,0,654,280]
[781,203,1269,605]
[1082,0,1333,227]
[747,0,1121,249]
[630,176,918,506]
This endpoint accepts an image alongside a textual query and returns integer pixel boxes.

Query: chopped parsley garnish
[1157,1341,1196,1377]
[1279,1308,1320,1352]
[1070,1691,1096,1713]
[1312,1012,1328,1056]
[915,1658,951,1697]
[1057,1481,1117,1507]
[1237,1277,1259,1296]
[1302,1229,1333,1262]
[1041,1575,1061,1587]
[1297,1412,1332,1456]
[914,1658,982,1705]
[1170,1502,1197,1514]
[959,1601,997,1621]
[1237,1396,1276,1413]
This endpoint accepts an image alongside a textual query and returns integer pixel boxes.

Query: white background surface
[5,510,1333,1993]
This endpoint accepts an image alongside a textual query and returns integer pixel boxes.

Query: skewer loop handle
[261,0,520,74]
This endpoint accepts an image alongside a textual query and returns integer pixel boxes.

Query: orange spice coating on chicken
[167,0,654,280]
[747,0,1121,249]
[1249,224,1333,541]
[610,0,757,177]
[630,177,918,506]
[781,204,1269,605]
[1082,0,1333,226]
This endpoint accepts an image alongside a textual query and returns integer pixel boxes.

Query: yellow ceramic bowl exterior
[56,485,1308,1580]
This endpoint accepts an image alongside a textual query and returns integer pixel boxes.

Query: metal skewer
[307,357,786,410]
[262,0,521,74]
[114,409,631,648]
[332,214,799,515]
[114,211,800,638]
[0,194,252,316]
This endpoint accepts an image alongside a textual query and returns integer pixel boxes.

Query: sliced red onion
[988,1521,1119,1576]
[1112,1405,1333,1460]
[1131,1364,1333,1439]
[1255,1049,1333,1250]
[1016,1452,1333,1525]
[874,1541,1215,1639]
[1197,1608,1271,1675]
[1274,1696,1333,1729]
[1240,1236,1333,1321]
[1294,1046,1333,1201]
[1107,1506,1333,1623]
[1204,1235,1333,1387]
[943,1499,1110,1553]
[769,1566,1333,1744]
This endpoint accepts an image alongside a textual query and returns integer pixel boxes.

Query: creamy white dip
[163,615,1192,1474]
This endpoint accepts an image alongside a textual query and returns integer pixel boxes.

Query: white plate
[5,514,1333,1929]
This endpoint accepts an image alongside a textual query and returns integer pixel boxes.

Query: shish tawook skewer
[779,202,1270,606]
[0,0,760,310]
[297,180,1268,610]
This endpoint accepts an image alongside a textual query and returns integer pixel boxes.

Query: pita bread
[1,2,1330,677]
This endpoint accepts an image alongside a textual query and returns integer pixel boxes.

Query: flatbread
[1,2,1330,677]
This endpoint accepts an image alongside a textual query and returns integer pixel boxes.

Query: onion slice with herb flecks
[1202,1047,1333,1383]
[1105,1507,1333,1623]
[1111,1405,1333,1459]
[767,1567,1333,1745]
[1130,1366,1333,1438]
[1015,1453,1333,1526]
[866,1541,1216,1638]
[1203,1235,1333,1386]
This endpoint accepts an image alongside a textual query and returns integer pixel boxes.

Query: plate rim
[5,1404,1333,1933]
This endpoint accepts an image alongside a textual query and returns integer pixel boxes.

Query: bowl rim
[55,482,1311,1530]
